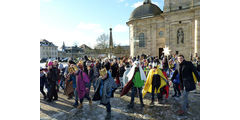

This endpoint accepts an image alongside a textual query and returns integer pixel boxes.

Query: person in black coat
[40,67,47,100]
[119,62,126,90]
[83,56,89,74]
[170,55,200,115]
[111,59,119,79]
[46,62,59,102]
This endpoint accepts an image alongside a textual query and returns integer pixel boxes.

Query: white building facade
[40,39,58,59]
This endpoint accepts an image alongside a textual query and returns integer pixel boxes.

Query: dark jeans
[151,85,161,102]
[74,88,78,104]
[48,83,58,101]
[159,87,165,99]
[59,77,65,89]
[106,102,111,113]
[40,86,46,97]
[130,87,144,105]
[79,93,91,104]
[173,83,181,95]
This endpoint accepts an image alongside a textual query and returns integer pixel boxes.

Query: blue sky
[40,0,164,49]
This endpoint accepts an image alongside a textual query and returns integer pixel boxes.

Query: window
[139,33,145,47]
[179,6,182,10]
[159,31,164,37]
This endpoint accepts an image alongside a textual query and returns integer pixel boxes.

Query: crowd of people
[40,54,200,117]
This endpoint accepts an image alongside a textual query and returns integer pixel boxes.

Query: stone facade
[127,0,200,60]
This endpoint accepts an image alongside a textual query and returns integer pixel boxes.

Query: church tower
[62,41,66,52]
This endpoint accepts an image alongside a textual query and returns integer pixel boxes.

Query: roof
[80,44,92,50]
[40,39,57,47]
[129,2,162,21]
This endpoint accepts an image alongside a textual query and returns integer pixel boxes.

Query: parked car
[40,58,48,63]
[61,57,69,62]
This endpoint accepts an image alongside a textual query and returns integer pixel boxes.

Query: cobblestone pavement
[40,86,200,120]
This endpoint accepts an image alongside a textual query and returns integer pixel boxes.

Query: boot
[127,103,134,108]
[67,96,73,100]
[72,102,78,107]
[89,99,92,105]
[141,102,145,107]
[150,101,154,106]
[158,98,163,104]
[44,95,47,100]
[172,94,177,97]
[46,98,52,103]
[177,93,181,97]
[77,103,83,109]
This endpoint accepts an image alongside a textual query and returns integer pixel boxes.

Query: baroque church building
[127,0,200,60]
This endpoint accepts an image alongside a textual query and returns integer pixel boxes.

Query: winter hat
[48,61,53,66]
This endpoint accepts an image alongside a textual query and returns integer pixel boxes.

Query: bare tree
[95,33,109,49]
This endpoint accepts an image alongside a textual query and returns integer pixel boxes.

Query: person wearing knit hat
[48,61,53,67]
[75,61,92,109]
[46,60,59,102]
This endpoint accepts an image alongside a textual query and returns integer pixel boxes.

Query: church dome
[130,1,162,21]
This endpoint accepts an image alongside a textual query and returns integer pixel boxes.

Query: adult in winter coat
[69,63,79,107]
[170,67,181,97]
[162,56,169,72]
[111,59,119,80]
[119,61,126,90]
[87,61,95,92]
[58,63,65,90]
[64,60,76,100]
[92,63,117,116]
[170,55,200,115]
[83,56,90,74]
[76,61,92,109]
[46,61,59,102]
[40,67,47,100]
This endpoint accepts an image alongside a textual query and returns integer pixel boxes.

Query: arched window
[139,33,145,47]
